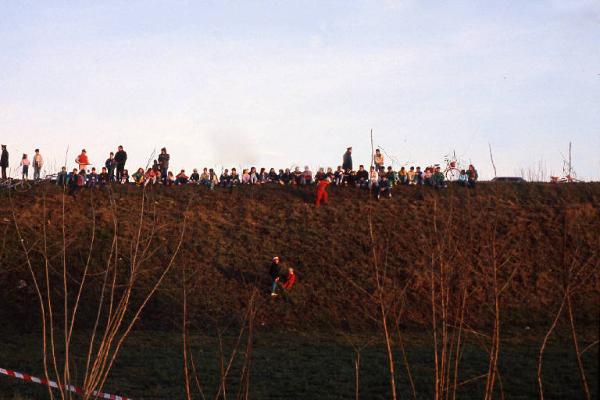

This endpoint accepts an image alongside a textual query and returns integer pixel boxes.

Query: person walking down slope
[282,267,296,290]
[1,145,9,179]
[342,147,353,172]
[33,149,44,180]
[269,256,282,296]
[75,149,90,171]
[114,145,128,182]
[315,177,331,207]
[158,147,170,185]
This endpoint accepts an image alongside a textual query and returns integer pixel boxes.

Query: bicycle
[0,178,32,192]
[443,151,461,181]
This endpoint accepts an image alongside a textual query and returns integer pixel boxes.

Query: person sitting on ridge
[433,166,446,189]
[190,168,200,184]
[176,169,189,185]
[292,167,303,185]
[314,167,326,182]
[355,165,368,188]
[200,168,210,186]
[132,168,145,186]
[87,167,99,187]
[99,167,109,186]
[302,166,313,185]
[334,166,344,186]
[145,168,158,185]
[230,168,240,186]
[458,169,468,186]
[378,174,392,199]
[467,164,478,188]
[220,169,231,187]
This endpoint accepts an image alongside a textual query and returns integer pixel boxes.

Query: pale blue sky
[1,0,598,179]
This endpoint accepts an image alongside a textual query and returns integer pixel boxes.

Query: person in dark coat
[158,147,170,184]
[114,145,128,182]
[1,145,9,179]
[342,147,353,172]
[269,256,281,296]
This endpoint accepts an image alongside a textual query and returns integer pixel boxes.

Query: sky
[1,0,599,180]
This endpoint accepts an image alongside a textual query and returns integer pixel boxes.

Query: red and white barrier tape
[0,367,132,400]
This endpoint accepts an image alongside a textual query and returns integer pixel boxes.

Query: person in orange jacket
[315,177,331,207]
[75,149,90,171]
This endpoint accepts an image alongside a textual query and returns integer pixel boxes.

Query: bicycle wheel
[445,168,460,181]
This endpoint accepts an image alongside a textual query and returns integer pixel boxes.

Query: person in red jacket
[75,149,90,171]
[282,267,296,290]
[315,177,331,207]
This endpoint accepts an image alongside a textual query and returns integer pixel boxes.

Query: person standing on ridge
[75,149,90,171]
[269,256,282,296]
[158,147,170,184]
[1,145,9,179]
[105,152,116,181]
[374,149,384,171]
[33,149,44,180]
[20,154,30,180]
[342,147,353,172]
[114,145,128,182]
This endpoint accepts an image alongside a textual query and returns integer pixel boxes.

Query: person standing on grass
[114,145,128,182]
[342,147,353,172]
[33,149,44,180]
[20,154,30,180]
[1,145,9,179]
[315,177,331,207]
[158,147,170,184]
[269,256,282,296]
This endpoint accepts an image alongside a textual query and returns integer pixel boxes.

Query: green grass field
[1,328,597,399]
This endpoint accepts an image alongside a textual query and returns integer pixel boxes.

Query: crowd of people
[1,145,479,200]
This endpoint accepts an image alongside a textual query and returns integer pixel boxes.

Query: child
[20,154,30,180]
[282,267,296,290]
[315,177,331,207]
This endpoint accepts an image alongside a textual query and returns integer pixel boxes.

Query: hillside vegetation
[0,183,598,331]
[0,183,598,399]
